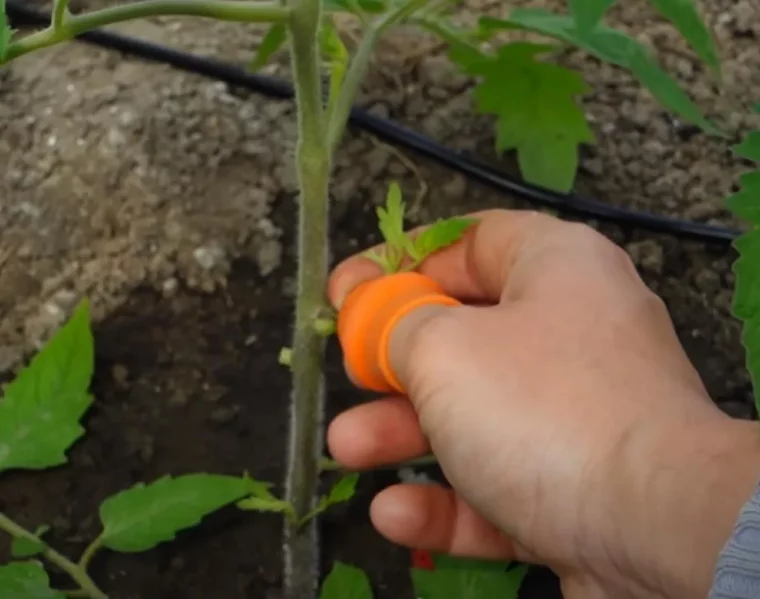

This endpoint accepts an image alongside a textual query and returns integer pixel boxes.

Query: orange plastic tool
[337,272,460,393]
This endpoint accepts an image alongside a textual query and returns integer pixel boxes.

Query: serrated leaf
[365,182,416,273]
[452,41,594,192]
[0,562,65,599]
[320,562,373,599]
[0,300,94,474]
[10,525,50,559]
[569,0,616,34]
[409,218,477,263]
[411,555,528,599]
[249,23,287,71]
[484,10,718,135]
[727,129,760,416]
[99,474,254,552]
[324,472,359,504]
[237,477,295,517]
[647,0,719,72]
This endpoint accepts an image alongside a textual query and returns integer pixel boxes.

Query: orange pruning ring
[337,272,460,394]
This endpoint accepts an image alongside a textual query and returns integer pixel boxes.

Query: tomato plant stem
[3,0,288,62]
[0,512,108,599]
[281,0,330,596]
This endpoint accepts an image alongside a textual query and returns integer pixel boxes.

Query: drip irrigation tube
[5,0,745,245]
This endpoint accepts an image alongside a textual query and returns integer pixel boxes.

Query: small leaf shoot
[237,477,296,522]
[298,472,359,526]
[98,473,255,553]
[319,562,373,599]
[10,524,50,559]
[365,182,477,273]
[0,300,94,474]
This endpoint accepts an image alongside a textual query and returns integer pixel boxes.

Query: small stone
[112,364,129,387]
[626,240,664,274]
[193,244,226,271]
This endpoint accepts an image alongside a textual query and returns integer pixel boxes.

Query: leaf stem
[319,454,439,472]
[325,0,430,155]
[4,0,289,62]
[0,512,108,599]
[77,534,104,571]
[281,0,330,596]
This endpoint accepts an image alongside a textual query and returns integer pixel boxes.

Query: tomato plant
[0,0,740,597]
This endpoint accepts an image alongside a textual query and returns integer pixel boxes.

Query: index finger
[328,208,562,309]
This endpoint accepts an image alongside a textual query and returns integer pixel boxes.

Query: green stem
[77,535,104,572]
[325,0,431,156]
[0,513,108,599]
[4,0,288,62]
[282,0,330,596]
[52,0,70,30]
[319,454,439,472]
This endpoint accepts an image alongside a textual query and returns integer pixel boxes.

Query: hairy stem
[0,512,108,599]
[4,0,288,62]
[282,0,330,597]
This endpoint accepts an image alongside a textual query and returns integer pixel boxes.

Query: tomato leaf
[0,300,94,475]
[409,218,478,263]
[727,126,760,416]
[364,182,415,273]
[237,477,295,518]
[451,41,594,192]
[99,474,254,552]
[321,17,349,116]
[647,0,719,73]
[319,562,373,599]
[411,555,528,599]
[249,23,287,71]
[483,10,719,135]
[569,0,616,34]
[0,562,65,599]
[10,525,50,559]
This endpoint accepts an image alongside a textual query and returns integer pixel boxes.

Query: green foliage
[411,555,528,599]
[365,182,477,272]
[0,562,65,599]
[452,41,594,192]
[481,10,718,136]
[237,477,296,519]
[647,0,718,72]
[569,0,616,34]
[319,562,373,599]
[726,123,760,415]
[98,474,255,552]
[0,300,94,474]
[250,23,287,71]
[10,525,50,559]
[320,17,350,118]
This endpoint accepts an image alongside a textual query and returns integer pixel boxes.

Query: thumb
[385,303,460,400]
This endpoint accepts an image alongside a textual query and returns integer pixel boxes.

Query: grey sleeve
[709,482,760,599]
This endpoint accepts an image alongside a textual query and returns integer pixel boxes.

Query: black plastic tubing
[4,0,745,245]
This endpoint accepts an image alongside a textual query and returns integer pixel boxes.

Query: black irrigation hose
[5,0,745,245]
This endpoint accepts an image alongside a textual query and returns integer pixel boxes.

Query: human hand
[326,209,760,599]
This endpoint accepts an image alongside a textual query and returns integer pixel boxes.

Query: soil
[1,0,760,597]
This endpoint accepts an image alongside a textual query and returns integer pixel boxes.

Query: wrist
[626,413,760,599]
